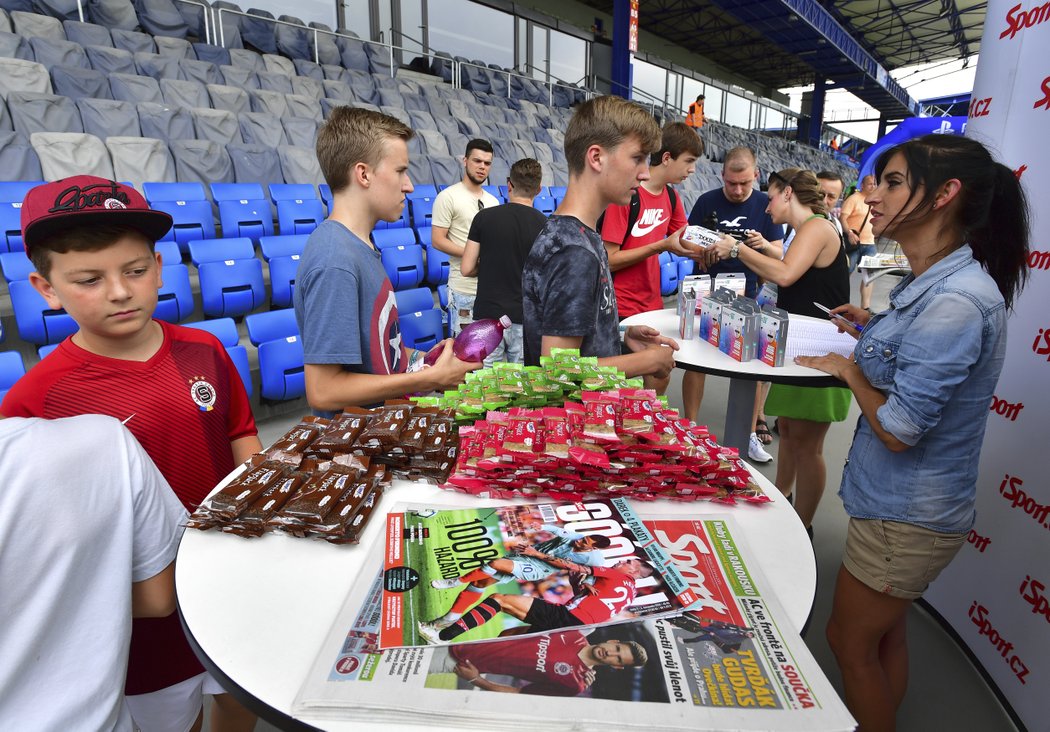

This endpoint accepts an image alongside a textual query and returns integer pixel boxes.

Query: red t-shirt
[601,185,688,319]
[564,565,638,625]
[1,319,258,694]
[450,631,590,696]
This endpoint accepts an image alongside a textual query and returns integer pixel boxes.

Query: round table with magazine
[620,308,851,457]
[176,466,824,731]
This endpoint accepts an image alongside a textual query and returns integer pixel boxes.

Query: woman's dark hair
[874,134,1030,309]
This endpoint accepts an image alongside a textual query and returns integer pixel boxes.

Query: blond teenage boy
[521,95,678,377]
[295,107,478,415]
[1,176,262,732]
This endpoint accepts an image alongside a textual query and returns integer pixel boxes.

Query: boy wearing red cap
[1,176,262,732]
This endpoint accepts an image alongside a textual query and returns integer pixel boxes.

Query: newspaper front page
[294,508,854,731]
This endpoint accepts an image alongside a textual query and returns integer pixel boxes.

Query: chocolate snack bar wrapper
[206,461,289,519]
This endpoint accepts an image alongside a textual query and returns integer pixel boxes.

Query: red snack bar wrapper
[501,413,540,455]
[580,391,619,442]
[568,443,610,468]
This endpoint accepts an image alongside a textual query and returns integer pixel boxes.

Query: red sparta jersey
[0,320,258,695]
[601,186,687,319]
[564,565,638,625]
[451,631,591,696]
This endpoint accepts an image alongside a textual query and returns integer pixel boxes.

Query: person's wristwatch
[729,243,740,258]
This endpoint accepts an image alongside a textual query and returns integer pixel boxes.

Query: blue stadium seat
[210,182,275,242]
[154,239,182,267]
[409,184,437,199]
[437,283,448,310]
[415,227,432,248]
[188,237,265,319]
[142,181,216,252]
[38,343,59,360]
[373,203,410,230]
[533,195,556,215]
[268,183,323,236]
[0,350,26,402]
[677,257,695,281]
[0,180,40,253]
[380,244,424,290]
[319,183,332,210]
[0,251,34,282]
[9,279,78,345]
[154,264,195,323]
[394,286,435,316]
[549,185,567,202]
[372,227,416,250]
[408,196,435,229]
[258,234,308,261]
[399,309,442,352]
[225,344,253,398]
[425,246,450,286]
[659,252,679,296]
[183,317,240,347]
[495,185,508,199]
[259,235,308,310]
[245,308,297,346]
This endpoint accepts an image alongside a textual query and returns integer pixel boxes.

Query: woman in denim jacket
[798,134,1030,731]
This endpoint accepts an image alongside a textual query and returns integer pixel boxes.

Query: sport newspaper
[377,498,702,649]
[293,510,854,731]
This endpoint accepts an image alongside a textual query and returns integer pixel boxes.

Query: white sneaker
[417,621,443,644]
[431,577,462,590]
[748,433,773,464]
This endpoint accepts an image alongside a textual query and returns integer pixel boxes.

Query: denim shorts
[843,518,966,600]
[482,323,524,367]
[447,289,475,336]
[847,244,877,273]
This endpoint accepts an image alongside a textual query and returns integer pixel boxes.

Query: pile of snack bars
[444,388,770,505]
[187,402,459,541]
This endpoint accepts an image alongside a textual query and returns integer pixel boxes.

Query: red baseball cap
[20,176,173,258]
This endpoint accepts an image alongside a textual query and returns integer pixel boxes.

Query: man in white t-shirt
[0,414,187,731]
[431,138,501,334]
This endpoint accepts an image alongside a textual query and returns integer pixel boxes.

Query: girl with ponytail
[797,134,1030,730]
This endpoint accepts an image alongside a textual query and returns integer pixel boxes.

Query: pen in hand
[812,302,864,333]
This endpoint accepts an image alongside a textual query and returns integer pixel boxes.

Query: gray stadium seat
[317,97,342,119]
[51,65,110,100]
[376,88,403,108]
[242,8,276,54]
[208,83,249,115]
[406,154,431,186]
[276,144,320,185]
[179,58,222,85]
[136,100,193,139]
[135,51,181,80]
[9,91,81,135]
[176,1,206,43]
[219,64,258,90]
[284,93,319,121]
[76,97,139,137]
[28,37,87,68]
[192,42,230,66]
[489,156,510,185]
[417,129,449,157]
[62,20,111,47]
[406,110,434,131]
[292,58,323,81]
[111,73,163,104]
[134,0,189,40]
[0,98,10,131]
[309,23,339,67]
[256,69,292,94]
[106,135,175,189]
[429,155,459,186]
[191,107,240,143]
[280,115,315,147]
[111,28,156,55]
[154,35,193,59]
[261,52,293,76]
[170,138,233,193]
[335,34,368,72]
[10,11,63,41]
[227,142,282,189]
[85,45,135,75]
[379,105,408,126]
[238,110,282,146]
[275,14,308,60]
[229,47,263,71]
[364,42,396,77]
[0,9,12,31]
[31,131,113,179]
[161,77,209,108]
[290,75,323,101]
[0,30,32,61]
[248,88,286,117]
[320,80,352,104]
[346,69,377,104]
[32,0,80,22]
[0,130,41,181]
[210,1,244,50]
[87,0,139,32]
[320,64,349,83]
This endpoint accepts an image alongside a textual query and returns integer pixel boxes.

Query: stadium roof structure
[580,0,985,118]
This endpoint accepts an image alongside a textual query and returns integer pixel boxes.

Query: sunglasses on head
[768,171,790,189]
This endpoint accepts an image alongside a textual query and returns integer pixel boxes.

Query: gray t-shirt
[521,215,620,366]
[294,219,406,378]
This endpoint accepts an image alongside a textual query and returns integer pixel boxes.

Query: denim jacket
[839,245,1006,533]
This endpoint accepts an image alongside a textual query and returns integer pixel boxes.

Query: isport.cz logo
[968,96,992,118]
[1035,76,1050,111]
[1000,2,1050,41]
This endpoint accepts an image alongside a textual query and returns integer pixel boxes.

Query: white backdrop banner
[924,1,1050,729]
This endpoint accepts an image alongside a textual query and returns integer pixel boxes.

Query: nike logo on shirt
[631,210,669,237]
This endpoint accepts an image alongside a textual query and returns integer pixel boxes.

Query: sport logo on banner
[1000,2,1050,40]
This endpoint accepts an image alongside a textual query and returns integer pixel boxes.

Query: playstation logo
[934,120,954,134]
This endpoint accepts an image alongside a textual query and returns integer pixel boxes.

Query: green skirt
[765,383,852,423]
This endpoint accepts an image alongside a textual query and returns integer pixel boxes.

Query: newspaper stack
[293,501,855,732]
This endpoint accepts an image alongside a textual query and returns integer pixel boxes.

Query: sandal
[755,418,773,445]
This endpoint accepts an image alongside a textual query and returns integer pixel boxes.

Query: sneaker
[431,577,462,590]
[748,432,773,463]
[417,621,443,644]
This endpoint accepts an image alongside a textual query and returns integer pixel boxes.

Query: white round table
[621,308,844,455]
[176,470,816,730]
